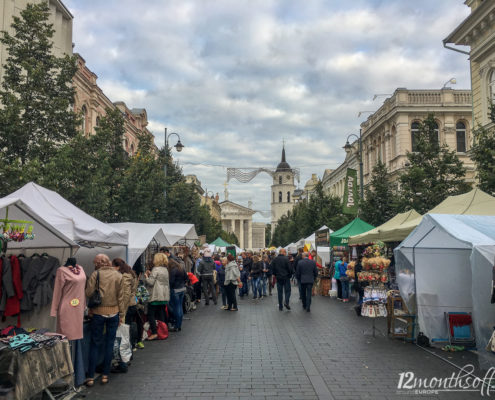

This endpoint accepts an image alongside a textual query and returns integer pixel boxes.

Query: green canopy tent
[211,237,231,247]
[330,218,375,247]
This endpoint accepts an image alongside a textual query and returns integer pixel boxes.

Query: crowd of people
[83,245,321,387]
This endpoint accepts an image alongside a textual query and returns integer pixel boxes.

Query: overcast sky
[64,0,471,223]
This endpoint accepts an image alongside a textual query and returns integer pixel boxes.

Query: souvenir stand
[0,196,79,400]
[315,227,332,296]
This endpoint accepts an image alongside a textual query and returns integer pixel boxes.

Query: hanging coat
[4,255,23,317]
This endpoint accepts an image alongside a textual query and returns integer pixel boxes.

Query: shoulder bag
[87,271,102,308]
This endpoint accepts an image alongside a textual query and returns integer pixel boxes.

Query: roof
[349,209,421,245]
[372,189,495,242]
[276,146,291,172]
[211,237,231,247]
[330,218,375,247]
[6,182,128,247]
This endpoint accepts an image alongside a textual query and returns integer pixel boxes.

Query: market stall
[330,218,375,247]
[157,223,198,247]
[394,214,495,366]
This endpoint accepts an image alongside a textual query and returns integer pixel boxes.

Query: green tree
[471,102,495,194]
[361,160,399,226]
[0,2,78,172]
[398,113,471,214]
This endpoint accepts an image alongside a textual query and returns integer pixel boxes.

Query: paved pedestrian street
[86,291,484,400]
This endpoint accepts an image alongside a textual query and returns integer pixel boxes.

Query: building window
[391,126,397,159]
[273,192,275,203]
[81,105,87,135]
[411,122,420,151]
[456,121,466,153]
[279,191,282,203]
[130,143,135,156]
[96,116,100,127]
[490,70,495,103]
[287,191,290,202]
[279,176,282,184]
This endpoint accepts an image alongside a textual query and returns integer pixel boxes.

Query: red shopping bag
[156,320,169,340]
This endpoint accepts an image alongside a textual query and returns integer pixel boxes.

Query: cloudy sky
[64,0,471,222]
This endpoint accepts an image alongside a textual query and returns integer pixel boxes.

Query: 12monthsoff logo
[397,364,495,396]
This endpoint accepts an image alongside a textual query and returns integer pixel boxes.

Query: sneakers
[221,305,228,310]
[136,342,144,349]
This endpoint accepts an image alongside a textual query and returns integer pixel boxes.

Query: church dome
[276,146,291,172]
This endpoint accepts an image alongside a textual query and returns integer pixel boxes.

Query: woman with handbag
[144,253,170,340]
[85,254,125,386]
[339,256,350,302]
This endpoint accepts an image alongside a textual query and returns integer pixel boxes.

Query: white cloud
[64,0,471,223]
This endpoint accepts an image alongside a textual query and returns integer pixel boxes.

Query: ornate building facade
[444,0,495,129]
[322,88,474,199]
[185,174,221,221]
[271,147,296,233]
[220,201,255,249]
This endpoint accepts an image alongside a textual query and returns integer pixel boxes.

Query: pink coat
[50,266,86,340]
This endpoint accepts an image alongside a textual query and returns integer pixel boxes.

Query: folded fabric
[448,314,472,336]
[9,334,36,353]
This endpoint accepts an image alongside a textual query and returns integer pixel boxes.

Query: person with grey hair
[271,248,292,310]
[295,252,318,312]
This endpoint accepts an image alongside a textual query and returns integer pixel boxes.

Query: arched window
[130,143,135,156]
[81,105,87,135]
[456,121,466,153]
[278,191,282,203]
[411,122,420,152]
[96,116,100,127]
[279,176,282,185]
[287,191,290,202]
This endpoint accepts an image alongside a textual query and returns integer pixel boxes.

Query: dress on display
[50,265,86,340]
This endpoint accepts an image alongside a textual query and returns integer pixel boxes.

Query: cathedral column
[230,219,235,236]
[247,219,253,249]
[239,219,244,249]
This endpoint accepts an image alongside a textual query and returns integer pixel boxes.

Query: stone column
[230,219,235,236]
[239,219,244,249]
[247,219,253,250]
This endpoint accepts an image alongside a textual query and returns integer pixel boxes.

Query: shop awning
[4,182,128,247]
[374,189,495,243]
[109,223,171,266]
[211,237,231,247]
[348,209,421,245]
[330,218,375,247]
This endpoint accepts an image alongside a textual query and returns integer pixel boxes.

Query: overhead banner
[342,168,359,215]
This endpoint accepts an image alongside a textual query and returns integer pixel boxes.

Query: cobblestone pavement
[86,288,485,400]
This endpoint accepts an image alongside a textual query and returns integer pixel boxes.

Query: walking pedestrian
[334,258,343,300]
[272,249,292,311]
[198,249,217,305]
[295,252,318,312]
[224,254,241,311]
[144,253,170,340]
[168,257,187,332]
[294,248,303,300]
[250,254,263,299]
[262,254,272,296]
[218,257,228,309]
[85,254,125,386]
[339,256,350,302]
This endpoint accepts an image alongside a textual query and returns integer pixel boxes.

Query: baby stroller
[183,281,196,314]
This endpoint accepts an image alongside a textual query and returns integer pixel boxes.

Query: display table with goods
[358,243,391,337]
[0,328,73,400]
[329,246,346,297]
[386,290,416,342]
[318,263,332,296]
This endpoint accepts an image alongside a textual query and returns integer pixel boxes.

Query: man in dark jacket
[296,252,318,312]
[271,249,292,310]
[198,249,217,305]
[293,248,304,300]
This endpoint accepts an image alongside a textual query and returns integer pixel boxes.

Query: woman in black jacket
[168,258,187,331]
[250,254,263,299]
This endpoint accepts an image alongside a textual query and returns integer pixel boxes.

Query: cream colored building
[0,0,73,83]
[323,88,474,199]
[444,0,495,129]
[252,222,266,250]
[185,174,221,221]
[271,147,296,233]
[220,200,256,249]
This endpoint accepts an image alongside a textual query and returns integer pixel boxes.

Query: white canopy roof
[153,223,198,246]
[0,197,78,251]
[109,223,172,266]
[6,183,128,247]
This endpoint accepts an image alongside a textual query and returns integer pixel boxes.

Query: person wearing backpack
[198,249,217,305]
[144,253,170,340]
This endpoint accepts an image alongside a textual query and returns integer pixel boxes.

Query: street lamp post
[343,130,364,200]
[164,127,184,200]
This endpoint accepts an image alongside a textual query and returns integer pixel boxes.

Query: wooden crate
[319,277,331,296]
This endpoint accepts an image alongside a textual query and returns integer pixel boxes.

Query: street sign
[315,228,330,247]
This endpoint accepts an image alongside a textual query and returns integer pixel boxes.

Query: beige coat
[121,272,138,315]
[145,266,170,303]
[85,266,125,319]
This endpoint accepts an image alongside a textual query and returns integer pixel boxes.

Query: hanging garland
[0,207,35,245]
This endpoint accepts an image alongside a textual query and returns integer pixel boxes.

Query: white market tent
[395,214,495,359]
[154,223,198,246]
[6,182,128,247]
[109,223,172,266]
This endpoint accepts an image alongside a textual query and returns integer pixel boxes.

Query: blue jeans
[239,278,249,296]
[252,277,262,298]
[276,278,291,308]
[261,276,267,296]
[170,290,185,329]
[341,280,350,300]
[88,314,119,378]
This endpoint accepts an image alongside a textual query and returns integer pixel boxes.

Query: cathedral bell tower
[271,146,296,235]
